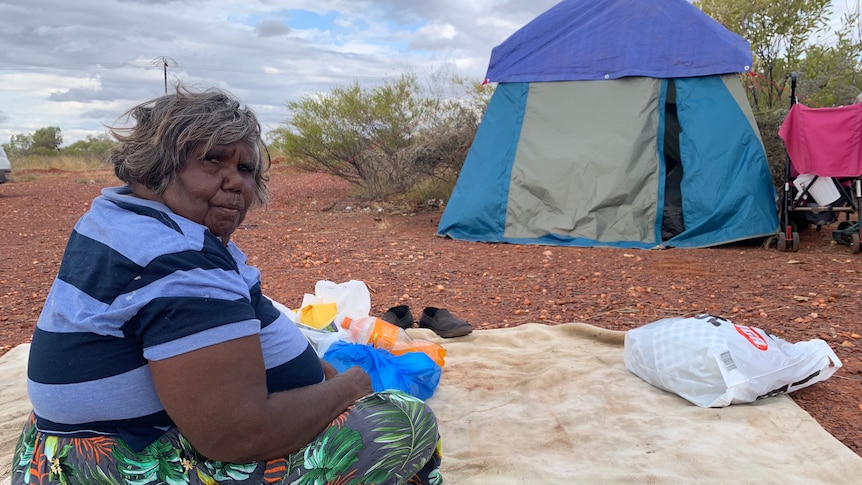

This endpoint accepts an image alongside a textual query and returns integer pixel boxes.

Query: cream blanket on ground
[2,323,862,484]
[0,344,29,484]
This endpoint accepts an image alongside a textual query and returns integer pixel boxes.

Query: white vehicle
[0,146,10,184]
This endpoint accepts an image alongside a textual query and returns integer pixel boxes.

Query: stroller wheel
[852,233,861,254]
[777,231,800,252]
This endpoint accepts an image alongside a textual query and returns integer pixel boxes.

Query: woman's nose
[222,166,245,193]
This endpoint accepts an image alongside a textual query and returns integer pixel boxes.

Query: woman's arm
[149,335,372,462]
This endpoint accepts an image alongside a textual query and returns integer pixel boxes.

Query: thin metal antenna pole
[152,56,177,94]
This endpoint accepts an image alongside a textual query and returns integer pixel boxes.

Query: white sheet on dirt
[2,323,862,484]
[0,344,30,483]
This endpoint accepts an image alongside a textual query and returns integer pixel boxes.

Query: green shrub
[270,71,490,203]
[754,108,790,196]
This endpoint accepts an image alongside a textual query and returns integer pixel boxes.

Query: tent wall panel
[504,78,661,243]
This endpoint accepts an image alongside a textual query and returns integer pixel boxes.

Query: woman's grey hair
[108,85,270,206]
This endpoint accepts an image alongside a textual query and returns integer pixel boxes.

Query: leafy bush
[63,134,116,160]
[753,108,790,195]
[269,72,490,202]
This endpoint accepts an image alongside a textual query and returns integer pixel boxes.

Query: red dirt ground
[1,166,861,457]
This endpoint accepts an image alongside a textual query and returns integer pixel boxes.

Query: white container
[793,173,841,206]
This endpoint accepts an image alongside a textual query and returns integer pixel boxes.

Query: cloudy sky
[0,0,564,146]
[0,0,856,146]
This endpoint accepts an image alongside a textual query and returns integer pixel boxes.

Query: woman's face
[161,141,258,244]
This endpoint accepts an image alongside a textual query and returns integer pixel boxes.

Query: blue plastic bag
[323,341,442,400]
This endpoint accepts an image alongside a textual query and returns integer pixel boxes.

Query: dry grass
[11,154,108,172]
[7,154,111,184]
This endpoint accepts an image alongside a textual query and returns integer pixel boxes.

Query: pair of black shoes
[381,305,473,338]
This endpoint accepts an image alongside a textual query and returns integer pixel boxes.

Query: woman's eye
[238,163,255,173]
[200,158,224,170]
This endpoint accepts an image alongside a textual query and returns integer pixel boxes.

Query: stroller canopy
[779,103,862,177]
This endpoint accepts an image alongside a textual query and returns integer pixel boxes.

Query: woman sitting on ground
[10,86,442,485]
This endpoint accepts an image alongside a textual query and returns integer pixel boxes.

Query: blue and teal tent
[437,0,779,249]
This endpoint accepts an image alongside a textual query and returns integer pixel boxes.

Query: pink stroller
[777,72,862,253]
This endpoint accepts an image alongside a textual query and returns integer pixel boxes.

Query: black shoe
[381,305,414,329]
[419,307,473,338]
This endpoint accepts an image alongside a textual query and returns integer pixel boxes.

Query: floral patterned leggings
[11,390,443,485]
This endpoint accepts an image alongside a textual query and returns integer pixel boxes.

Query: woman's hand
[320,360,372,397]
[334,366,373,395]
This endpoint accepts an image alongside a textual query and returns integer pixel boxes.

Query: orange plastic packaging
[390,340,446,368]
[341,316,447,367]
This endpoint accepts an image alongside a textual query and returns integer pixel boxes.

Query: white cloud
[0,0,565,145]
[417,23,458,42]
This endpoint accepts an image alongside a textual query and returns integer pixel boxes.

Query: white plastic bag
[268,296,354,357]
[624,314,842,407]
[270,280,375,356]
[297,280,372,324]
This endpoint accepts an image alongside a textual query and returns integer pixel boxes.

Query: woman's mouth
[215,204,242,213]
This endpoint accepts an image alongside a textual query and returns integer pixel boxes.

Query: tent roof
[485,0,752,83]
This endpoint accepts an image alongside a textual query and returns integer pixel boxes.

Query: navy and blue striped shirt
[28,186,322,450]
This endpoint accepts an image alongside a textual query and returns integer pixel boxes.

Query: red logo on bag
[734,325,768,351]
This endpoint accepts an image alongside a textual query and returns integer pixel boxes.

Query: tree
[269,72,489,200]
[31,126,63,152]
[63,134,116,158]
[797,36,862,107]
[3,127,64,157]
[791,2,862,107]
[695,0,834,109]
[2,133,33,157]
